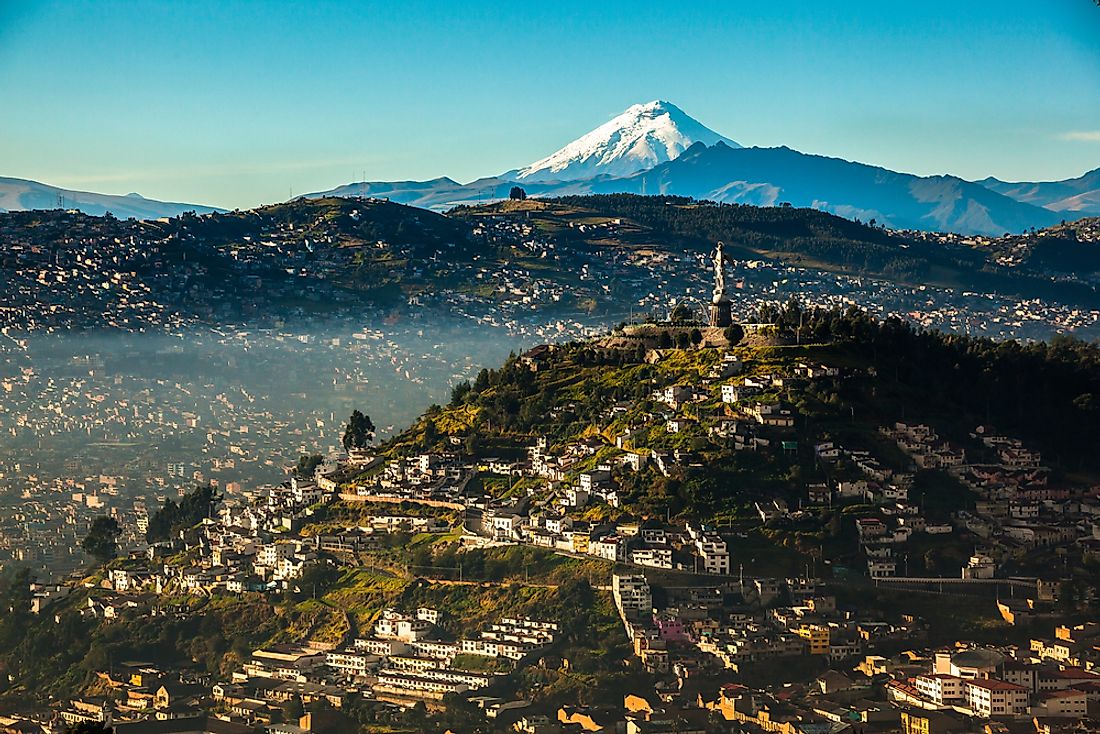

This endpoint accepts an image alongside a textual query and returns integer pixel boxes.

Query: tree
[675,332,691,349]
[657,331,673,349]
[65,723,113,734]
[404,702,428,726]
[473,369,491,392]
[0,567,32,649]
[689,328,703,346]
[342,410,376,452]
[285,563,341,603]
[82,517,121,564]
[282,696,305,723]
[508,186,526,200]
[295,454,323,477]
[422,419,440,448]
[146,484,218,543]
[450,380,472,405]
[724,323,745,345]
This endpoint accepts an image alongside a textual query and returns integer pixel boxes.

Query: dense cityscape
[3,3,1100,734]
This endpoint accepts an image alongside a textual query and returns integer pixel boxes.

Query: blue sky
[1,0,1098,209]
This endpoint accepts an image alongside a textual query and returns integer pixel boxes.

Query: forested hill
[541,194,1100,305]
[378,304,1100,525]
[754,304,1100,471]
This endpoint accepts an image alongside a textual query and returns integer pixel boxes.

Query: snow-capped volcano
[513,100,739,182]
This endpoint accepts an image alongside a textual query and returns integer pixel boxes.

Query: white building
[613,573,652,621]
[374,610,432,641]
[963,678,1029,718]
[914,674,964,705]
[630,547,673,569]
[326,649,376,678]
[589,535,623,562]
[962,554,996,580]
[695,534,730,574]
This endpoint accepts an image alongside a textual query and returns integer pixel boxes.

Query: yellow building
[571,532,590,554]
[900,709,961,734]
[796,624,830,655]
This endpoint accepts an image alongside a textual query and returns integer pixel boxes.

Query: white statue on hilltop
[712,241,727,304]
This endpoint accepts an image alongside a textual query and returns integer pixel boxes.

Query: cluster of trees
[65,723,112,734]
[725,323,745,343]
[0,567,33,652]
[295,453,324,477]
[82,517,122,564]
[653,328,704,349]
[346,697,459,733]
[283,562,342,603]
[669,303,695,323]
[761,301,1100,469]
[407,544,557,583]
[145,484,218,543]
[0,570,279,698]
[342,410,375,452]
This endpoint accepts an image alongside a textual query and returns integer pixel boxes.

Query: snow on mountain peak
[514,100,740,182]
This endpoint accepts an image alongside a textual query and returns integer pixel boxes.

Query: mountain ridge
[0,176,225,219]
[977,167,1100,216]
[600,142,1063,236]
[308,140,1064,236]
[303,101,1079,236]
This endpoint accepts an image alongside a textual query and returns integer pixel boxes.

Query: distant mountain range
[0,177,225,219]
[587,142,1066,236]
[979,168,1100,217]
[3,101,1097,235]
[307,101,1099,236]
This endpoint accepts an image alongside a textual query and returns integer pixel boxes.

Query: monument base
[709,299,732,328]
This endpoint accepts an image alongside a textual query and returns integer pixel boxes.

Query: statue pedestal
[709,299,732,328]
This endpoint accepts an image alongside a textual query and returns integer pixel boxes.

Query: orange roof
[1045,667,1099,680]
[1040,689,1086,700]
